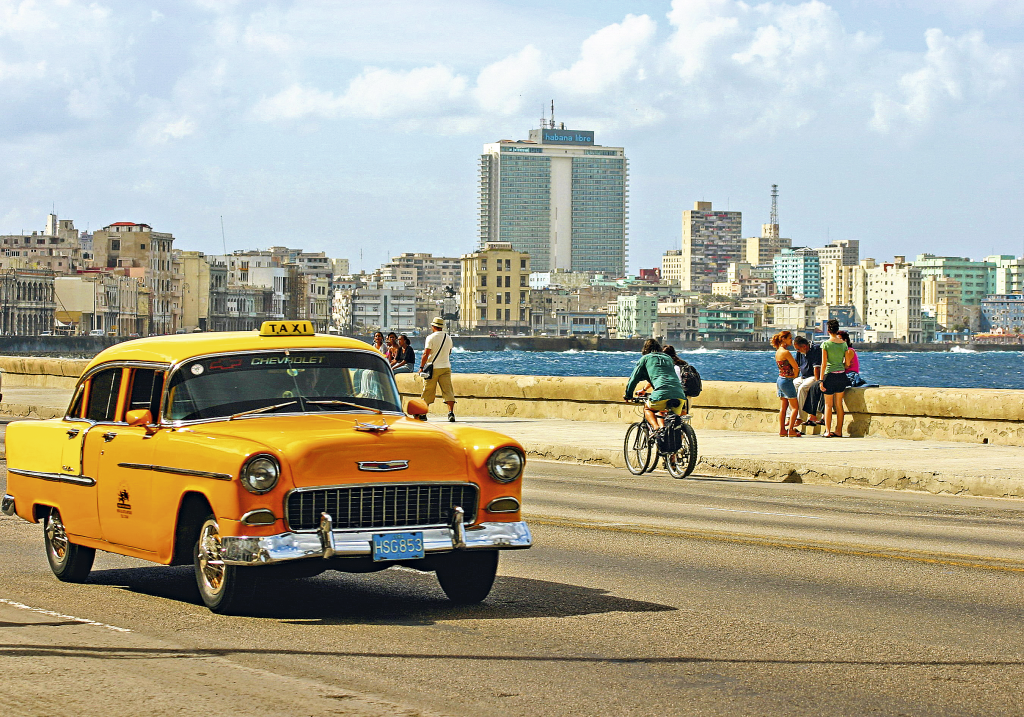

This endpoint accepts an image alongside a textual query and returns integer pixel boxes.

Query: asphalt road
[3,460,1024,716]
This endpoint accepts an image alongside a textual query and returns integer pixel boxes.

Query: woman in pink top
[838,331,864,387]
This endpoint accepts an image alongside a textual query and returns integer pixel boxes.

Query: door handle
[102,432,117,442]
[66,429,80,438]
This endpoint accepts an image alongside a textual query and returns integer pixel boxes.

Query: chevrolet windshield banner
[542,129,594,145]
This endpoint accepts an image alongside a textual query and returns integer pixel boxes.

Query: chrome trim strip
[485,496,521,513]
[1,494,15,516]
[220,520,533,565]
[7,468,96,487]
[356,460,409,472]
[240,509,277,526]
[117,463,233,481]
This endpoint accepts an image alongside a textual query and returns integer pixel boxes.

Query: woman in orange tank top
[771,331,801,437]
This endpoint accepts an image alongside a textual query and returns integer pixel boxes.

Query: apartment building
[460,242,531,333]
[661,249,684,287]
[814,239,860,267]
[381,253,461,298]
[615,293,657,338]
[92,222,179,334]
[681,201,743,292]
[334,281,416,334]
[865,257,922,343]
[773,248,821,299]
[913,254,993,305]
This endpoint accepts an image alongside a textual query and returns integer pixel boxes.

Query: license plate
[371,532,425,562]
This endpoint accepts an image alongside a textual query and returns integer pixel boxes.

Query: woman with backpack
[663,345,702,402]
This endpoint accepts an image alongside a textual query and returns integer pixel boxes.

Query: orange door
[91,426,157,552]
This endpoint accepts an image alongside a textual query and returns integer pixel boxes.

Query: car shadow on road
[85,565,676,624]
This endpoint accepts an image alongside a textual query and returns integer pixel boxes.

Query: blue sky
[1,0,1021,273]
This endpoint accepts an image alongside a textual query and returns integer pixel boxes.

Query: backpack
[655,414,685,453]
[680,362,702,397]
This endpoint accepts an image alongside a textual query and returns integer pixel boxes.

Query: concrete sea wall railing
[1,357,1021,447]
[395,373,1024,447]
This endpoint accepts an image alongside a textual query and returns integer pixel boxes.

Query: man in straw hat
[417,316,456,422]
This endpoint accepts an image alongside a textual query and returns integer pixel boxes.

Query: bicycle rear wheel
[623,422,652,475]
[666,423,699,479]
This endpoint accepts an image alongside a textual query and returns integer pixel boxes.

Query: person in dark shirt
[391,334,416,374]
[793,336,822,427]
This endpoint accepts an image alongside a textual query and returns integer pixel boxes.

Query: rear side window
[127,368,165,417]
[86,368,122,422]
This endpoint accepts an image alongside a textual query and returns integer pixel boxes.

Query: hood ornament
[357,460,409,472]
[354,420,389,433]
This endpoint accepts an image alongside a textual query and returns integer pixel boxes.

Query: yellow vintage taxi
[1,321,531,614]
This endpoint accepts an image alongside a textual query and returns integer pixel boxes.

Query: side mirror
[126,409,158,435]
[406,399,429,417]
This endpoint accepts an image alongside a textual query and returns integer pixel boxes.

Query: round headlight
[487,447,524,484]
[241,455,279,494]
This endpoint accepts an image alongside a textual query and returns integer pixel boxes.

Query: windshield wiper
[305,400,383,414]
[229,400,298,420]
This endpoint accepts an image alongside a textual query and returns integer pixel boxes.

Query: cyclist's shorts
[646,398,685,415]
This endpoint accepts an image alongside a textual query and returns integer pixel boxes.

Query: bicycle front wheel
[623,422,652,475]
[666,423,699,479]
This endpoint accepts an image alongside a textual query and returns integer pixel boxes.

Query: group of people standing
[370,317,456,422]
[771,319,861,438]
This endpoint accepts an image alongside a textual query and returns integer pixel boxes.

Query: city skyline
[0,0,1021,273]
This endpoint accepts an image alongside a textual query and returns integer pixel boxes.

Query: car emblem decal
[357,460,409,472]
[354,420,389,433]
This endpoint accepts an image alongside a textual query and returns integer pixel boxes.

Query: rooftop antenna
[539,104,547,130]
[550,100,555,129]
[220,215,227,255]
[770,184,779,227]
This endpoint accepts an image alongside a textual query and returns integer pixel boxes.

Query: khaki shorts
[421,367,455,404]
[646,398,685,415]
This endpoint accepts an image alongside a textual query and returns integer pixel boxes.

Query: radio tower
[764,184,780,239]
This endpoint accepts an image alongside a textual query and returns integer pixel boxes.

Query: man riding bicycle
[624,339,687,431]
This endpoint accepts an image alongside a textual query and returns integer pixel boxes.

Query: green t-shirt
[821,339,848,374]
[625,353,686,402]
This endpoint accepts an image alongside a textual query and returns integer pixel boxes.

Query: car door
[88,366,159,553]
[57,382,102,539]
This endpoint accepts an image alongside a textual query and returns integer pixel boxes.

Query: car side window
[67,387,85,418]
[127,368,165,417]
[85,368,123,423]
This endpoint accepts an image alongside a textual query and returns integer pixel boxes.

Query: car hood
[179,413,470,486]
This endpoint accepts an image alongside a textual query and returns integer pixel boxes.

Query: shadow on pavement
[85,566,675,623]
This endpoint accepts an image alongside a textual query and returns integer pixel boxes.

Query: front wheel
[194,516,260,614]
[623,422,652,475]
[435,550,499,604]
[666,424,699,479]
[44,508,95,583]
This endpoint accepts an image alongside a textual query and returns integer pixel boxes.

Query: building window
[520,276,527,287]
[505,259,511,271]
[495,309,501,321]
[505,309,511,321]
[480,275,487,287]
[110,240,120,251]
[505,292,511,304]
[496,293,502,304]
[479,308,486,320]
[521,259,527,270]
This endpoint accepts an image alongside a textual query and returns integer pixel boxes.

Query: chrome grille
[285,483,479,531]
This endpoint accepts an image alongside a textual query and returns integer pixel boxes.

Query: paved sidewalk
[0,386,1020,499]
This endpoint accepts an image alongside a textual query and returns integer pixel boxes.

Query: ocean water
[446,346,1024,390]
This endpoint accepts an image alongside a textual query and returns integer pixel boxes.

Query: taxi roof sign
[259,320,315,337]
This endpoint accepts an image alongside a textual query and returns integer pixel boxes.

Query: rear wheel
[44,508,94,583]
[435,550,499,604]
[194,516,260,614]
[666,424,699,479]
[623,422,652,475]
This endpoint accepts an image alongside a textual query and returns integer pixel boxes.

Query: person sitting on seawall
[384,332,399,363]
[771,330,803,437]
[623,338,687,431]
[837,330,867,388]
[820,319,855,438]
[391,334,416,374]
[370,331,385,354]
[793,336,823,427]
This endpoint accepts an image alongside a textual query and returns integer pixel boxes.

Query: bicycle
[623,394,698,478]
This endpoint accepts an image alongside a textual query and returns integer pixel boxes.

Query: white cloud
[871,29,1021,131]
[474,45,545,115]
[549,14,657,94]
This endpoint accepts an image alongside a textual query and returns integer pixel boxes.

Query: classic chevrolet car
[0,321,531,614]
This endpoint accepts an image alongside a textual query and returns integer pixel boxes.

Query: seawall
[2,357,1021,448]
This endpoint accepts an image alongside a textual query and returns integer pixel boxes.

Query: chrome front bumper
[220,520,532,566]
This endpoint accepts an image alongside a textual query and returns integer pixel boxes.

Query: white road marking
[0,597,131,632]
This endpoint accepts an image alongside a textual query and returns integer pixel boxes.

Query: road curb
[524,443,1024,499]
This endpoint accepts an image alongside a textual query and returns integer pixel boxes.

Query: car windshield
[165,350,402,421]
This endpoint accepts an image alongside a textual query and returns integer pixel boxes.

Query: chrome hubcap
[46,511,69,561]
[197,520,226,596]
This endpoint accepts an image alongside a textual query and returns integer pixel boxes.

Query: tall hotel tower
[479,120,628,275]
